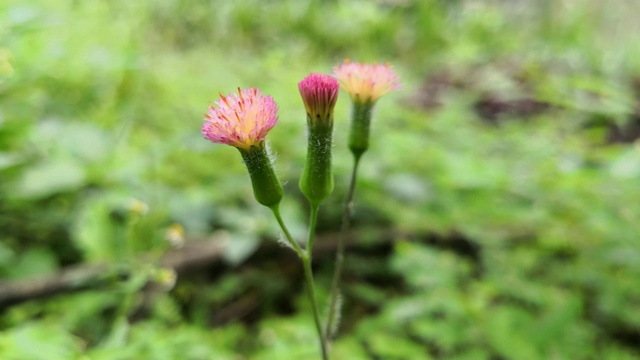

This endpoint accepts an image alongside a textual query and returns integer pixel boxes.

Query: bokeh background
[1,0,640,359]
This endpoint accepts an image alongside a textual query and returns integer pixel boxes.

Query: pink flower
[298,73,340,121]
[202,87,278,151]
[333,60,401,103]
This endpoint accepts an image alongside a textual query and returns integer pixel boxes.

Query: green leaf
[365,330,431,359]
[7,247,58,279]
[221,231,261,266]
[0,152,22,170]
[484,306,541,360]
[72,193,129,262]
[0,323,83,360]
[14,160,86,199]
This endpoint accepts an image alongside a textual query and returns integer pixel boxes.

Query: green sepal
[348,101,374,158]
[299,115,334,207]
[239,143,283,207]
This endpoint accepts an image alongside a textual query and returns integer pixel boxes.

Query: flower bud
[297,73,339,207]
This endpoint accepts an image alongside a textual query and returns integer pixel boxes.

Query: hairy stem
[325,153,361,341]
[271,204,328,360]
[270,204,304,257]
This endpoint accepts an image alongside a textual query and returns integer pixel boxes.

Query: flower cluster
[200,60,401,360]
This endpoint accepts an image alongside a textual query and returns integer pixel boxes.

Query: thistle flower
[202,87,278,151]
[333,60,401,157]
[298,73,339,122]
[298,73,340,207]
[333,59,401,104]
[202,87,283,208]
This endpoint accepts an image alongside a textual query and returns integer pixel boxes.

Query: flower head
[202,87,278,151]
[298,73,339,121]
[333,60,401,103]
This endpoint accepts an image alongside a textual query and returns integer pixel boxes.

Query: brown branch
[0,228,403,308]
[0,263,109,307]
[0,239,226,308]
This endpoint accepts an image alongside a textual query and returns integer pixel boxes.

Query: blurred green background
[1,0,640,359]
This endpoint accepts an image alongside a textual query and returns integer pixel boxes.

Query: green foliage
[1,0,640,358]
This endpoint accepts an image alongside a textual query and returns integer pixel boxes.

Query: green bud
[348,101,374,158]
[239,143,283,208]
[299,116,334,207]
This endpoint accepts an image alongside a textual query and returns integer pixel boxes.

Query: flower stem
[325,153,361,341]
[302,253,328,360]
[307,204,320,252]
[271,204,329,360]
[305,203,329,360]
[270,204,304,257]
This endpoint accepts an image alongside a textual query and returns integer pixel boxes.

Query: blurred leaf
[221,231,260,266]
[31,120,112,162]
[88,321,242,360]
[332,336,369,360]
[6,247,58,279]
[349,282,388,306]
[0,152,22,170]
[608,146,640,179]
[484,306,541,359]
[72,193,129,262]
[0,323,83,360]
[0,241,16,268]
[253,315,320,359]
[392,240,470,290]
[365,330,431,359]
[384,172,432,203]
[14,160,86,199]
